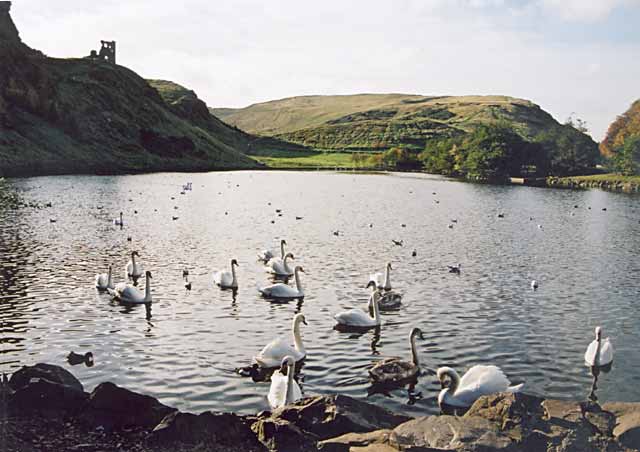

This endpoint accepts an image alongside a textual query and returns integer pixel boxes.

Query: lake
[1,170,639,417]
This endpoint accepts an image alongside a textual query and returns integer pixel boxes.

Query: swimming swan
[95,265,114,291]
[108,271,153,304]
[113,212,124,227]
[369,262,392,291]
[125,251,144,279]
[213,259,239,289]
[254,313,307,368]
[259,266,305,299]
[266,252,295,277]
[369,327,423,384]
[335,282,381,328]
[268,355,302,409]
[437,365,524,408]
[259,239,286,263]
[584,326,614,367]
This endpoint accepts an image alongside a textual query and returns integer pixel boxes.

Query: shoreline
[2,363,640,451]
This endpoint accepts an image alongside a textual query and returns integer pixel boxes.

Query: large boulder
[317,429,395,452]
[8,377,88,417]
[252,416,318,452]
[150,410,266,451]
[269,395,412,441]
[9,363,83,392]
[603,402,640,450]
[80,382,175,429]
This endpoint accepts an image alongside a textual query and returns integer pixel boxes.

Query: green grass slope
[213,94,585,152]
[0,3,258,177]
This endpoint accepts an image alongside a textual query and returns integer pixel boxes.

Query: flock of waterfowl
[89,180,616,412]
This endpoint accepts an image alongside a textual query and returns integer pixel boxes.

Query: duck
[259,266,305,299]
[531,280,538,290]
[378,291,403,310]
[213,259,239,289]
[67,351,94,366]
[108,271,153,304]
[267,356,303,409]
[437,365,524,408]
[266,252,295,277]
[113,212,124,226]
[254,313,307,368]
[258,239,287,264]
[369,328,424,384]
[334,282,381,328]
[125,251,144,280]
[584,327,614,367]
[448,264,461,274]
[392,239,404,246]
[369,262,392,291]
[95,265,114,291]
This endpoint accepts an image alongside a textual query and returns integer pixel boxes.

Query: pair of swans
[108,271,153,304]
[584,326,613,367]
[213,259,239,289]
[335,281,381,328]
[254,313,307,368]
[369,328,423,384]
[258,239,286,264]
[259,266,305,299]
[267,355,302,409]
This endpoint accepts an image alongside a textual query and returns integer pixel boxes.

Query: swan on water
[259,266,305,299]
[437,365,524,408]
[108,271,153,304]
[369,328,424,384]
[259,239,286,263]
[369,262,392,291]
[335,281,381,328]
[254,313,307,368]
[584,326,614,367]
[113,212,124,226]
[125,251,144,279]
[266,252,295,277]
[95,265,114,291]
[268,355,303,409]
[213,259,239,289]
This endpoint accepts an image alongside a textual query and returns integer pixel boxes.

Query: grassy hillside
[0,4,258,177]
[212,94,570,152]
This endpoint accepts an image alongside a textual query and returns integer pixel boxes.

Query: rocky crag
[2,363,639,451]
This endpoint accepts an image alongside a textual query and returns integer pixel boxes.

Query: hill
[0,2,259,177]
[600,100,640,157]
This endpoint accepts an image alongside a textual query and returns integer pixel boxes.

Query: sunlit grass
[253,152,363,168]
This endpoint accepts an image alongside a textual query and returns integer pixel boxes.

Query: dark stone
[317,429,395,452]
[9,363,83,392]
[603,402,640,450]
[151,410,266,451]
[252,416,317,452]
[80,382,175,429]
[8,377,88,417]
[269,395,411,441]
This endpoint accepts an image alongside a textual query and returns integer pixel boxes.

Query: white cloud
[540,0,640,22]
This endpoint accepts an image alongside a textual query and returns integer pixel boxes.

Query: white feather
[438,365,523,408]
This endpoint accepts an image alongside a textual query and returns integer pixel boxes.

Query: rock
[317,429,395,452]
[80,382,175,429]
[151,410,266,451]
[9,363,83,392]
[269,395,411,441]
[603,402,640,449]
[8,377,88,417]
[252,416,317,452]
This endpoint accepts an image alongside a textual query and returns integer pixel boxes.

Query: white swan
[584,326,614,367]
[125,251,144,279]
[259,266,305,299]
[335,282,381,328]
[254,313,307,368]
[213,259,239,289]
[268,356,302,409]
[259,239,286,264]
[369,262,392,291]
[113,212,124,226]
[437,365,524,408]
[369,328,423,384]
[266,252,295,277]
[108,271,153,304]
[95,265,114,291]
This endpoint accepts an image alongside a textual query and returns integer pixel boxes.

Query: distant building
[87,40,116,64]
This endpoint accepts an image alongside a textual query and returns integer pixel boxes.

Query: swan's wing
[334,308,372,326]
[584,340,598,365]
[271,285,300,297]
[289,378,302,403]
[600,339,614,365]
[125,261,132,275]
[95,274,107,287]
[259,250,274,262]
[267,371,288,409]
[458,365,511,394]
[256,338,295,365]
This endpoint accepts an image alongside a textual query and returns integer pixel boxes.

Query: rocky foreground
[1,364,639,452]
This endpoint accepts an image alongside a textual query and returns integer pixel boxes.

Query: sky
[11,0,640,140]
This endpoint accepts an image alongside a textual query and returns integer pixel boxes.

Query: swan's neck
[371,292,381,324]
[594,337,602,365]
[231,263,237,286]
[283,255,292,271]
[410,334,419,366]
[107,267,112,286]
[144,275,152,302]
[285,364,295,405]
[131,254,137,269]
[280,241,286,259]
[383,266,390,288]
[294,270,303,293]
[292,318,305,354]
[444,369,460,394]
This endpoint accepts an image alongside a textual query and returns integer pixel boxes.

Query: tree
[612,134,640,175]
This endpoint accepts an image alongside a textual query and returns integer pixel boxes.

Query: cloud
[540,0,640,22]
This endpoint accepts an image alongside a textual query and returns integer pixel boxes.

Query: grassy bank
[547,173,640,193]
[253,150,363,168]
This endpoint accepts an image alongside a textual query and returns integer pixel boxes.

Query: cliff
[0,2,258,177]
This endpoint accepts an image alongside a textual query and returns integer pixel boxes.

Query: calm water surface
[1,170,639,417]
